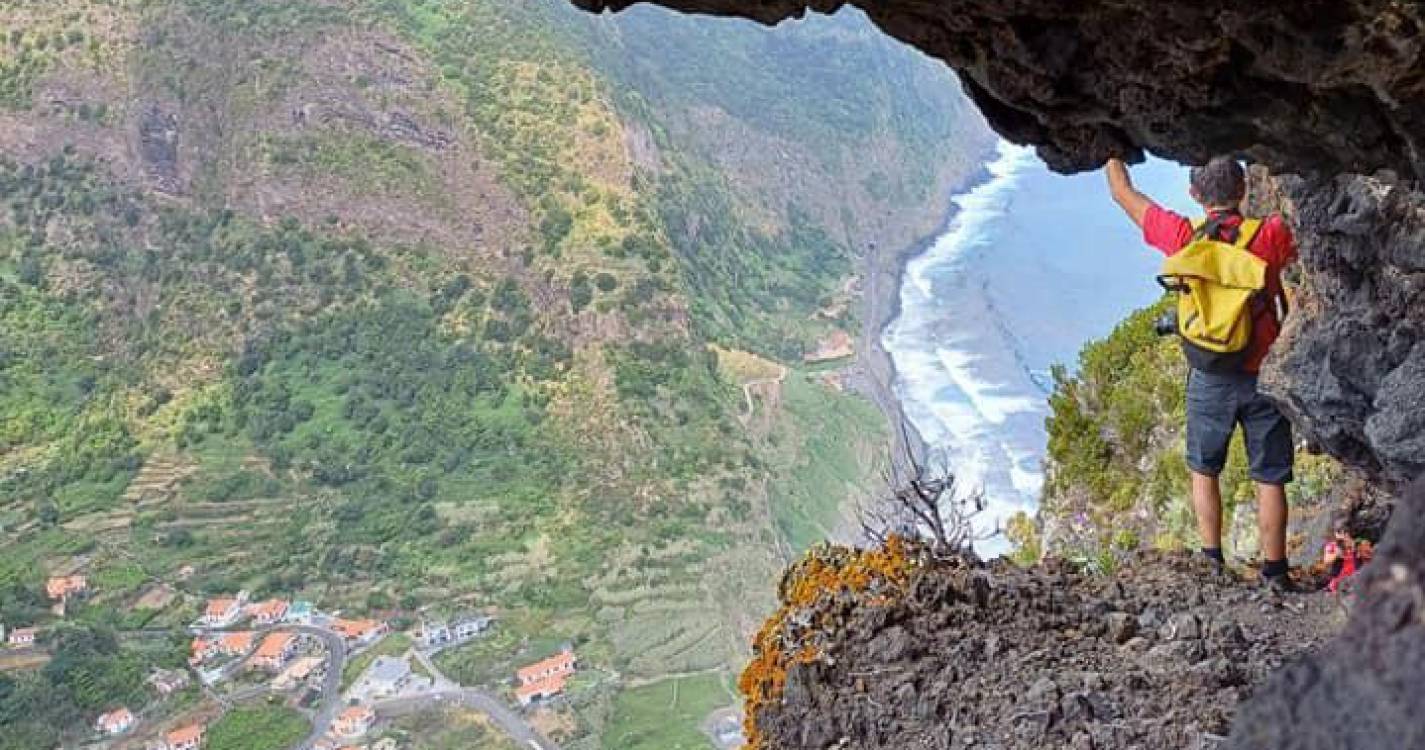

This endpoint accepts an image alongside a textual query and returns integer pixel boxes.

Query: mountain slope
[0,1,992,747]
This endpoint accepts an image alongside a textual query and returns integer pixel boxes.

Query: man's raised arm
[1105,157,1153,228]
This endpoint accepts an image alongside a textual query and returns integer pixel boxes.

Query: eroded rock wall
[1228,476,1425,750]
[1263,173,1425,487]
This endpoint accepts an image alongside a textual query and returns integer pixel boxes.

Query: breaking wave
[883,142,1192,554]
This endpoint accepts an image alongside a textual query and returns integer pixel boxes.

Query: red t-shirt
[1143,204,1297,373]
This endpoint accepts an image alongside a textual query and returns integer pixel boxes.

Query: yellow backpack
[1156,217,1266,372]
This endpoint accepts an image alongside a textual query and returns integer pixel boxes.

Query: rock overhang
[571,0,1425,181]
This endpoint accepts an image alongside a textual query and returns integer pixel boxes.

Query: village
[4,575,574,750]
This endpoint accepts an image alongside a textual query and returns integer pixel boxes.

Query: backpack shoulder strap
[1233,218,1263,249]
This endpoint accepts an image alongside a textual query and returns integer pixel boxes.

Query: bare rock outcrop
[741,542,1342,750]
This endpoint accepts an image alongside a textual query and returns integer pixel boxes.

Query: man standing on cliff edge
[1104,156,1298,589]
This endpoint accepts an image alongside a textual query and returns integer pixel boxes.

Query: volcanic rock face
[1263,173,1425,488]
[1228,476,1425,750]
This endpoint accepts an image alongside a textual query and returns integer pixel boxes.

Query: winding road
[290,626,347,750]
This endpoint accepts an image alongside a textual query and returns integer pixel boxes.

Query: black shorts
[1185,369,1294,484]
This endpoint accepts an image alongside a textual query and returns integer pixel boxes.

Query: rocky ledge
[741,540,1343,750]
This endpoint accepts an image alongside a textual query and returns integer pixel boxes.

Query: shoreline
[849,151,997,503]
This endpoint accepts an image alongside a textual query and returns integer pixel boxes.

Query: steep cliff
[569,2,1425,749]
[571,0,1425,488]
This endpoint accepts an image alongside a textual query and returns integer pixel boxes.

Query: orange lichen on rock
[738,536,919,749]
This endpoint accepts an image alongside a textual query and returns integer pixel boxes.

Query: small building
[416,620,451,648]
[335,706,375,737]
[273,655,324,690]
[248,599,289,626]
[46,575,88,602]
[515,674,570,706]
[200,595,247,628]
[515,649,577,707]
[189,637,217,665]
[165,723,205,750]
[218,630,256,657]
[148,668,190,696]
[95,707,136,735]
[331,618,387,647]
[285,600,315,623]
[365,656,411,697]
[7,627,37,647]
[252,631,297,671]
[451,614,494,641]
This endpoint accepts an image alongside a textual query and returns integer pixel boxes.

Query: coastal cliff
[573,3,1425,748]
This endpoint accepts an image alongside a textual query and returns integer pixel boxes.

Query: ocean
[883,141,1198,554]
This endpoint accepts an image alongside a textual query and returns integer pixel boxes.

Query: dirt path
[739,365,788,421]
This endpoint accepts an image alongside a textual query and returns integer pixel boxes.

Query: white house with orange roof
[95,707,136,735]
[218,631,256,657]
[247,599,289,626]
[7,627,37,647]
[334,705,375,736]
[188,637,216,665]
[165,723,205,750]
[514,649,577,706]
[251,631,297,671]
[200,592,248,627]
[330,618,387,647]
[46,575,88,602]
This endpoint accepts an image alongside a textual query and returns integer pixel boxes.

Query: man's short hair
[1190,156,1247,206]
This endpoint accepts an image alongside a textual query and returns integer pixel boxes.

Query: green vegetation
[0,1,986,746]
[0,624,181,750]
[205,704,310,750]
[603,673,734,750]
[1031,299,1341,564]
[341,632,414,690]
[382,707,522,750]
[768,373,889,552]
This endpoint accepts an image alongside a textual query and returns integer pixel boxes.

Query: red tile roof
[167,723,204,745]
[254,632,295,660]
[330,618,383,640]
[517,650,576,684]
[46,575,87,600]
[248,599,288,620]
[515,673,570,702]
[205,597,239,618]
[219,631,256,653]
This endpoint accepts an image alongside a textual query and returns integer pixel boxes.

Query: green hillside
[1019,299,1342,569]
[0,1,991,747]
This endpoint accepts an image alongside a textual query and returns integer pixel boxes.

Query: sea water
[883,141,1197,555]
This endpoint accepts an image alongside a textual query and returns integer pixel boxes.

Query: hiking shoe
[1261,573,1298,595]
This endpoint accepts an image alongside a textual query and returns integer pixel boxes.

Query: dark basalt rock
[1228,476,1425,750]
[1261,171,1425,488]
